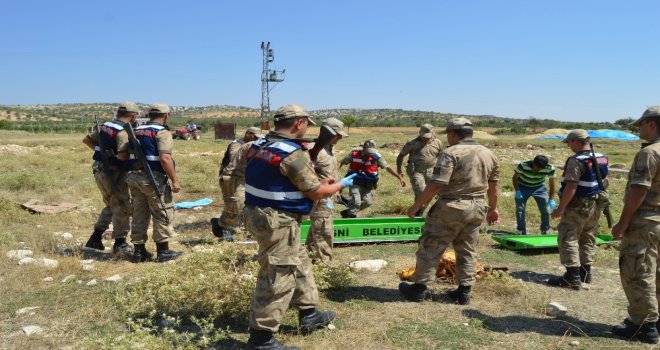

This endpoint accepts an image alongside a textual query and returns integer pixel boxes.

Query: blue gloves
[339,173,357,188]
[323,199,335,210]
[514,190,523,200]
[548,199,558,210]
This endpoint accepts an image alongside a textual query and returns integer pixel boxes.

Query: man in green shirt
[512,155,556,235]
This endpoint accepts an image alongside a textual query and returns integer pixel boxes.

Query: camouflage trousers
[413,197,486,286]
[126,171,175,244]
[346,184,374,216]
[245,206,319,332]
[218,175,245,230]
[406,164,433,200]
[619,211,660,324]
[93,169,131,238]
[557,196,600,267]
[305,209,334,262]
[406,165,433,212]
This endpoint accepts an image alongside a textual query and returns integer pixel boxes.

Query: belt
[639,205,660,212]
[440,195,484,201]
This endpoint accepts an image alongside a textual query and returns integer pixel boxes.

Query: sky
[1,1,658,122]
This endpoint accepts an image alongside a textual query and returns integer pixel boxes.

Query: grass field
[0,127,652,350]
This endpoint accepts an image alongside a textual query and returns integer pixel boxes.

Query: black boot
[447,285,472,305]
[246,328,300,350]
[84,229,105,250]
[579,265,592,284]
[155,242,182,263]
[298,308,336,334]
[398,282,428,302]
[112,238,133,255]
[547,266,581,290]
[612,320,660,344]
[131,244,153,263]
[210,217,224,238]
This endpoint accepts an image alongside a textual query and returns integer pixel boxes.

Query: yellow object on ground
[397,249,491,282]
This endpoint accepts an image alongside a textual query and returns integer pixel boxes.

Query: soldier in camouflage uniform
[306,118,348,263]
[611,106,660,344]
[211,126,262,240]
[396,124,444,216]
[338,139,406,218]
[82,102,139,254]
[243,104,354,350]
[126,104,182,263]
[548,129,608,289]
[399,118,500,305]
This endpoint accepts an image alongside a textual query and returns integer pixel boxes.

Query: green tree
[614,117,636,132]
[342,115,356,132]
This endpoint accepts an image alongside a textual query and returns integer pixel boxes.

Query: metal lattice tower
[260,41,285,126]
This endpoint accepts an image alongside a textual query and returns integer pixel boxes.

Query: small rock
[192,246,214,253]
[6,249,33,259]
[22,325,44,336]
[81,264,94,271]
[547,302,567,317]
[35,258,59,268]
[80,259,94,264]
[59,232,74,240]
[86,279,97,286]
[17,257,37,265]
[61,275,76,283]
[43,277,53,282]
[569,340,580,346]
[348,259,388,273]
[36,225,42,228]
[105,274,122,282]
[16,307,40,316]
[192,206,203,211]
[239,273,256,281]
[76,280,83,284]
[327,324,336,330]
[462,323,469,326]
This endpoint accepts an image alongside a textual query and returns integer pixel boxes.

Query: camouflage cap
[149,103,171,114]
[363,139,376,149]
[118,101,140,114]
[632,106,660,126]
[245,126,263,138]
[322,117,348,137]
[562,129,590,143]
[419,123,434,138]
[441,117,473,133]
[273,104,317,125]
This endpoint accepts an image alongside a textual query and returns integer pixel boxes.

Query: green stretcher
[299,216,616,250]
[300,216,425,244]
[490,234,615,250]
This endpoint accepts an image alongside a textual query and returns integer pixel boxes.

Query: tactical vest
[93,120,127,169]
[244,138,313,214]
[560,152,608,197]
[347,149,380,183]
[129,123,173,173]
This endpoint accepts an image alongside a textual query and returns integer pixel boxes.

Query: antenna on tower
[260,41,285,130]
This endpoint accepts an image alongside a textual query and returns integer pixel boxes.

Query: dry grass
[0,129,650,349]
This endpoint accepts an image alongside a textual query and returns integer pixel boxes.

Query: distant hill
[0,103,630,133]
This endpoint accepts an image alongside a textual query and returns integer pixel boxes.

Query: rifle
[124,123,170,224]
[589,142,613,228]
[94,115,118,191]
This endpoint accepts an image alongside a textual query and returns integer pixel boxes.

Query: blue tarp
[174,198,213,209]
[537,129,639,141]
